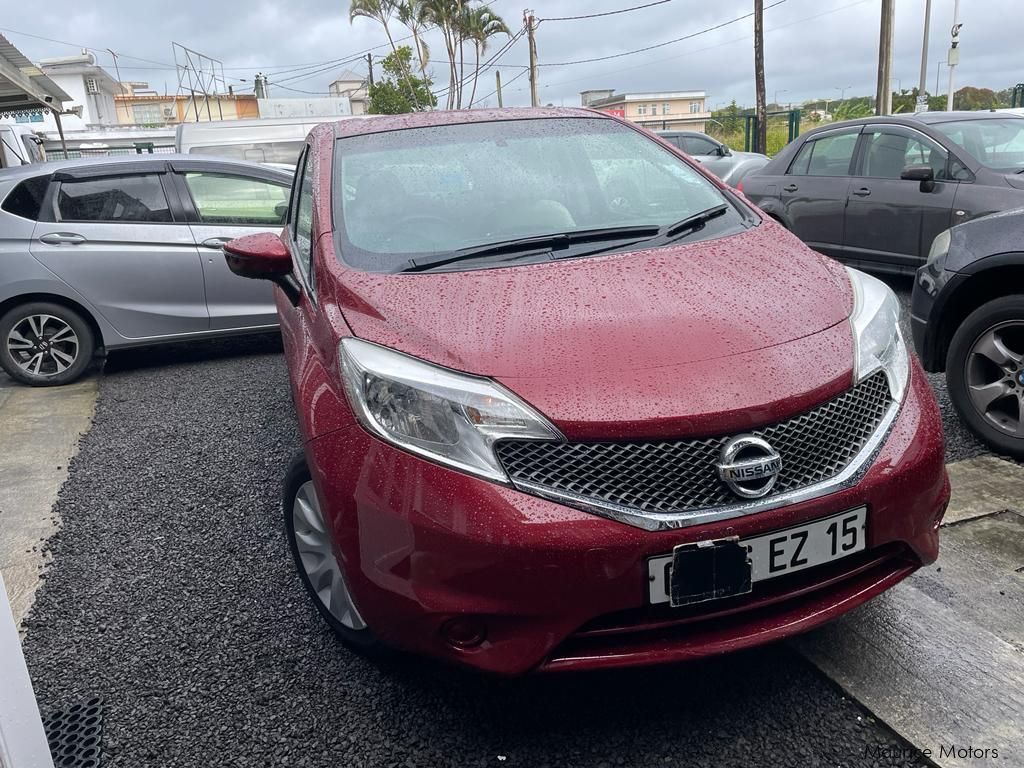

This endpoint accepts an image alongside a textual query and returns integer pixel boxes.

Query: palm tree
[423,0,462,109]
[397,0,431,77]
[463,6,509,108]
[350,0,419,106]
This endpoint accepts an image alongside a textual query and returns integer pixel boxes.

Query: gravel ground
[18,332,940,768]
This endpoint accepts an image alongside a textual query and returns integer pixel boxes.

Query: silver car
[656,131,769,187]
[0,155,292,386]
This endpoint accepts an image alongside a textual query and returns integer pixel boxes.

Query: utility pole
[946,0,962,111]
[367,53,375,88]
[875,0,894,115]
[495,70,503,107]
[107,49,126,123]
[753,0,766,154]
[525,10,539,107]
[917,0,932,111]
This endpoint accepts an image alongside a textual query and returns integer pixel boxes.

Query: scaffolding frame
[173,42,228,122]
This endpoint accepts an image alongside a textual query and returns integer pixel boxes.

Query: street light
[774,89,788,109]
[935,59,947,97]
[890,77,902,94]
[835,85,853,101]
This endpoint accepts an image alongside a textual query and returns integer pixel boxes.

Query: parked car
[913,208,1024,457]
[741,112,1024,275]
[0,124,45,169]
[656,130,769,186]
[0,155,291,385]
[225,107,948,676]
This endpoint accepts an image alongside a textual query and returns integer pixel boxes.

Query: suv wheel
[283,455,381,653]
[0,302,95,386]
[947,296,1024,458]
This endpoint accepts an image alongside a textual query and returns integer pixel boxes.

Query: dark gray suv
[741,112,1024,275]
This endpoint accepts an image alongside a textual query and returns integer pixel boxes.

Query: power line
[540,0,673,23]
[474,67,529,105]
[434,26,527,101]
[537,0,787,67]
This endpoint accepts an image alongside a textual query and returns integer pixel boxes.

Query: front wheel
[947,295,1024,458]
[283,455,382,653]
[0,302,95,386]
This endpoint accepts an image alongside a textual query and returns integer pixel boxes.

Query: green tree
[953,86,999,110]
[397,0,431,76]
[368,46,437,114]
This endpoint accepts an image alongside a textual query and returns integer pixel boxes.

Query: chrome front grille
[495,371,895,528]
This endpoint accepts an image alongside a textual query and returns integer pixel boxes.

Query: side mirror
[901,164,936,192]
[223,233,301,306]
[719,145,732,157]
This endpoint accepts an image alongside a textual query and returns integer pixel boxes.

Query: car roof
[311,106,611,142]
[0,153,291,182]
[801,110,1023,137]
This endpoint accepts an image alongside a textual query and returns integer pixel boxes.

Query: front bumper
[305,360,948,675]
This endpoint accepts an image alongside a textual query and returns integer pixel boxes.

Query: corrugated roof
[0,33,72,117]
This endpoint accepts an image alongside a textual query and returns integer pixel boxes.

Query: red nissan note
[224,108,948,675]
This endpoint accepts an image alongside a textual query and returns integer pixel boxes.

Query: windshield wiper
[658,204,730,241]
[400,225,662,273]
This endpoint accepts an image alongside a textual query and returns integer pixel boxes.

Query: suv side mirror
[224,232,301,306]
[718,145,732,157]
[901,164,936,192]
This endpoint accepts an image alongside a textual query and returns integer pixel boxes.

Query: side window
[681,136,718,156]
[787,141,814,176]
[804,133,858,177]
[861,129,950,179]
[292,153,315,293]
[183,173,289,225]
[1,176,50,220]
[56,175,171,223]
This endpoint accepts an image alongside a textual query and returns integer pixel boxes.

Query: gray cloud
[4,0,1020,110]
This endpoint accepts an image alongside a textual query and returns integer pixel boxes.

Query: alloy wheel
[291,480,366,630]
[965,321,1024,435]
[6,314,80,377]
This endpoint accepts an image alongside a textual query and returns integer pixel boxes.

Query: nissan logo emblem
[716,435,783,499]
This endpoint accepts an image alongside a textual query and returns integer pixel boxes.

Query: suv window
[57,175,172,223]
[1,176,50,220]
[788,132,858,177]
[292,153,315,293]
[681,136,719,155]
[183,173,289,225]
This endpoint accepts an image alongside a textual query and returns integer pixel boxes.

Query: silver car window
[56,175,171,223]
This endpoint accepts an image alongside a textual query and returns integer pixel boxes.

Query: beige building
[581,89,710,132]
[113,92,259,126]
[328,70,369,115]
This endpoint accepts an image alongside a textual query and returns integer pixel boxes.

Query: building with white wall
[37,52,121,129]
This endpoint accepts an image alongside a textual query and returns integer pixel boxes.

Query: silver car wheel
[292,480,367,631]
[966,320,1024,435]
[7,314,80,377]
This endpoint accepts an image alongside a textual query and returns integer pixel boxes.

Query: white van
[0,125,45,168]
[175,117,336,167]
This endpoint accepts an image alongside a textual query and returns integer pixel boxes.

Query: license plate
[648,507,867,606]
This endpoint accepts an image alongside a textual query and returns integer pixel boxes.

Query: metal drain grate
[42,696,104,768]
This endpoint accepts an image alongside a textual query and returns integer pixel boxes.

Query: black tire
[283,454,383,654]
[947,295,1024,459]
[0,301,95,386]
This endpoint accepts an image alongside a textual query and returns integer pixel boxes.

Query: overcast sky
[3,0,1021,110]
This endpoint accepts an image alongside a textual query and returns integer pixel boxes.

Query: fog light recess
[440,616,487,649]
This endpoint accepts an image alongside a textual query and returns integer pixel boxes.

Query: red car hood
[333,224,856,439]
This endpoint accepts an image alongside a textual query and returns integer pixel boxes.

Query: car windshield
[333,117,742,272]
[932,118,1024,172]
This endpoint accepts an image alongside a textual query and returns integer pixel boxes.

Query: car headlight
[339,338,562,481]
[847,267,909,402]
[925,228,951,271]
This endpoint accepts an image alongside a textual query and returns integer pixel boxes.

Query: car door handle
[783,184,798,192]
[200,236,235,248]
[39,232,86,245]
[852,188,872,197]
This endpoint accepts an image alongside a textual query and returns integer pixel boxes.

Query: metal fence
[44,143,176,161]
